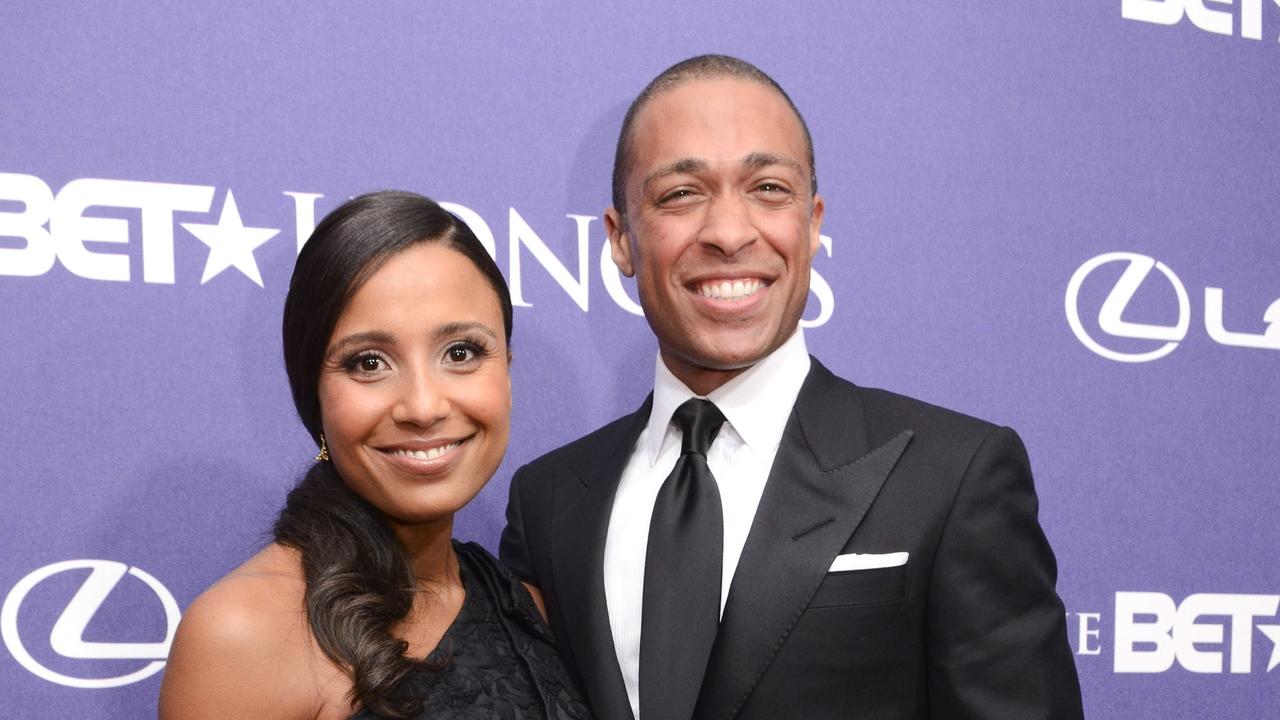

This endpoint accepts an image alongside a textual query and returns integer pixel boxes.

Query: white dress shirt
[603,329,812,720]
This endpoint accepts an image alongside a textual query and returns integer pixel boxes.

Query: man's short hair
[610,54,818,222]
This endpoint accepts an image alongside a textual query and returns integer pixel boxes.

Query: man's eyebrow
[326,330,395,358]
[641,157,710,194]
[641,154,806,195]
[741,152,804,175]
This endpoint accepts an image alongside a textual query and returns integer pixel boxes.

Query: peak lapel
[694,361,913,719]
[551,397,651,720]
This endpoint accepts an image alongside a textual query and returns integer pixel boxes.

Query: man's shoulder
[861,384,996,432]
[812,360,1002,446]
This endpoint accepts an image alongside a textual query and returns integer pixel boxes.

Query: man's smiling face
[607,77,824,394]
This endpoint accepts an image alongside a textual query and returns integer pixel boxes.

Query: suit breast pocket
[807,564,909,608]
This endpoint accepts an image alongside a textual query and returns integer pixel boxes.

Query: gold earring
[315,434,330,462]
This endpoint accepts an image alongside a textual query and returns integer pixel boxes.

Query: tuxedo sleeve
[499,464,538,587]
[924,426,1083,719]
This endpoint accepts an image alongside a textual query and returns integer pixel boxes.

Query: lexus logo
[1065,252,1191,362]
[1,560,180,688]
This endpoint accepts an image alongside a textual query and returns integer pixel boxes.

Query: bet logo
[1,560,180,688]
[1123,0,1280,42]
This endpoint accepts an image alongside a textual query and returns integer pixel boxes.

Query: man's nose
[391,371,451,427]
[698,195,757,257]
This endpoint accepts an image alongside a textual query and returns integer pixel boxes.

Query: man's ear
[604,206,636,277]
[808,193,826,261]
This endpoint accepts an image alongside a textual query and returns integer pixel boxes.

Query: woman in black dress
[159,191,592,720]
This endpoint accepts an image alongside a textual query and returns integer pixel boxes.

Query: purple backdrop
[3,3,1278,718]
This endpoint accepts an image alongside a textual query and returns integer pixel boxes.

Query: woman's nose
[390,372,451,427]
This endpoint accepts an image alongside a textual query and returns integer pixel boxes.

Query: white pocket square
[829,552,909,572]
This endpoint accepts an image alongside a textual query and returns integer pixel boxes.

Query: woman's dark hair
[274,191,513,718]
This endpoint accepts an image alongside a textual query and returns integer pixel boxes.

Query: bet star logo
[1260,624,1280,672]
[181,190,280,287]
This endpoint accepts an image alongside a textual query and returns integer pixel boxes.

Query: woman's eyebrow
[435,321,498,342]
[326,330,395,358]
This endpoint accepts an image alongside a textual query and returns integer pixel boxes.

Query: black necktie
[639,398,727,720]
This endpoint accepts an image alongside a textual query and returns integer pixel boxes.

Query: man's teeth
[698,279,763,300]
[390,442,461,460]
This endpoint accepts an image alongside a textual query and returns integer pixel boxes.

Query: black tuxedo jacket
[501,359,1083,720]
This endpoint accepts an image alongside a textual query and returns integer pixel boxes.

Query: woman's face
[317,242,511,533]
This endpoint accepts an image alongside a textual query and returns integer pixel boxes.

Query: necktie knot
[673,398,726,457]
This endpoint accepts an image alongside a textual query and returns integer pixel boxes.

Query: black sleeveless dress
[349,541,593,720]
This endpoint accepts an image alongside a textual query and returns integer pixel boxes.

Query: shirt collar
[645,329,811,465]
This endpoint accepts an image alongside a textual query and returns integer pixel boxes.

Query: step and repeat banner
[2,3,1276,718]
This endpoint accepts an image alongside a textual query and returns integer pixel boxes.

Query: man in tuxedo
[501,54,1083,720]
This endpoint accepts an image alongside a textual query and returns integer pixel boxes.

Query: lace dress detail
[349,541,593,720]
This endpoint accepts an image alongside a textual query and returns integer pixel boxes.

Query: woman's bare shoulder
[223,542,307,591]
[158,544,352,720]
[183,544,309,648]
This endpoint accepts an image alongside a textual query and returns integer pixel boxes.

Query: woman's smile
[378,437,472,474]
